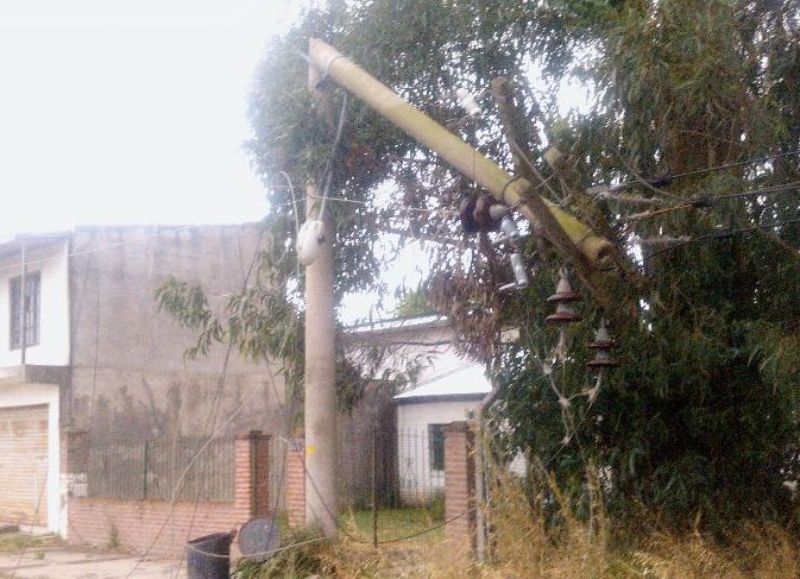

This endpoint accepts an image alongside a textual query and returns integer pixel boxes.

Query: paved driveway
[0,548,187,578]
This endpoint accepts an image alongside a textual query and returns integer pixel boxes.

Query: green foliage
[165,0,800,531]
[233,530,331,579]
[394,285,435,318]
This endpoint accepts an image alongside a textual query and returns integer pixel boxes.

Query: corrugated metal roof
[347,314,448,334]
[395,363,492,400]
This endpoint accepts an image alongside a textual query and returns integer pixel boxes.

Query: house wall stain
[66,225,285,443]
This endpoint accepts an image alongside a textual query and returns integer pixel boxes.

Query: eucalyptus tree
[162,0,800,529]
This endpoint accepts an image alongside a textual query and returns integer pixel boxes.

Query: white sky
[0,0,305,238]
[0,1,591,321]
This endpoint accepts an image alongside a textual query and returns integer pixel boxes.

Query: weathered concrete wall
[67,225,284,442]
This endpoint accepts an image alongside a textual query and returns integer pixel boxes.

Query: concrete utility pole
[303,59,338,537]
[306,39,612,265]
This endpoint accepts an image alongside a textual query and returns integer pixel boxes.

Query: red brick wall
[68,498,240,559]
[444,421,476,551]
[66,431,270,559]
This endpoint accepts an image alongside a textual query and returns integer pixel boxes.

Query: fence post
[371,421,378,547]
[443,421,476,554]
[142,441,149,500]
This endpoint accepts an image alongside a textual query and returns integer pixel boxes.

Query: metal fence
[397,427,445,507]
[87,437,235,502]
[267,436,286,512]
[339,426,446,545]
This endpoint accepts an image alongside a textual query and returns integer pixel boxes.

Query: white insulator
[296,219,326,266]
[456,88,482,118]
[509,252,529,288]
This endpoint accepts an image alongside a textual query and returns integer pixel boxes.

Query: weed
[108,524,120,550]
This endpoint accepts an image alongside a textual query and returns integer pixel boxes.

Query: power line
[0,224,212,275]
[605,148,800,193]
[647,217,800,259]
[619,179,800,222]
[318,92,349,219]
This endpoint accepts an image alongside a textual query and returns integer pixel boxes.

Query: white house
[346,314,528,505]
[0,233,70,534]
[395,362,491,504]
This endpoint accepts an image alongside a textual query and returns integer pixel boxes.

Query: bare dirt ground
[0,534,187,579]
[0,548,187,578]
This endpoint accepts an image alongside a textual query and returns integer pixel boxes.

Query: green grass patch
[0,532,60,554]
[341,505,445,543]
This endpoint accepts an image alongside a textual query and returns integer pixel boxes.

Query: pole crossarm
[307,38,614,269]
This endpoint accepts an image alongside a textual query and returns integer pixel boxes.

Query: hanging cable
[598,148,800,194]
[647,217,800,259]
[317,92,349,219]
[619,179,800,222]
[279,170,301,235]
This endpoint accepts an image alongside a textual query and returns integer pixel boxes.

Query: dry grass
[237,472,800,577]
[421,469,800,579]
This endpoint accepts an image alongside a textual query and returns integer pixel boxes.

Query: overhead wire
[0,224,210,275]
[620,179,800,222]
[604,148,800,193]
[647,216,800,259]
[317,92,349,219]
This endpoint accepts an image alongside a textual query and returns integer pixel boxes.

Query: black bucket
[186,532,233,579]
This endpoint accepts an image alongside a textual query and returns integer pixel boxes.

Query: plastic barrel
[186,532,233,579]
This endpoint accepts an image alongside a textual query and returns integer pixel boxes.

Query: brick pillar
[444,421,476,552]
[286,432,306,528]
[234,431,271,524]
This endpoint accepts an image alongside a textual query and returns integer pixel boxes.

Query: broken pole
[306,38,613,270]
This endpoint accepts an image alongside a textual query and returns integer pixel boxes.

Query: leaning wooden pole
[307,38,613,268]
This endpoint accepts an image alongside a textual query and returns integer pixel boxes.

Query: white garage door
[0,405,49,527]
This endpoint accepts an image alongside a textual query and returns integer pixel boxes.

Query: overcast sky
[0,2,591,320]
[0,0,305,238]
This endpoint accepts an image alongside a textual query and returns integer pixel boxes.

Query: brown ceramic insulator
[472,194,501,233]
[546,291,582,303]
[547,272,582,303]
[459,195,479,234]
[587,357,619,369]
[545,311,583,324]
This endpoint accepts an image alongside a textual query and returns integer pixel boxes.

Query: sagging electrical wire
[646,216,800,259]
[317,91,349,220]
[618,179,800,222]
[597,148,800,195]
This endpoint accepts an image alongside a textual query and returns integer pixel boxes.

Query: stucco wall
[0,240,70,368]
[67,225,284,441]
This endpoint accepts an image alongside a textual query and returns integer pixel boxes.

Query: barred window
[428,423,446,471]
[10,272,40,350]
